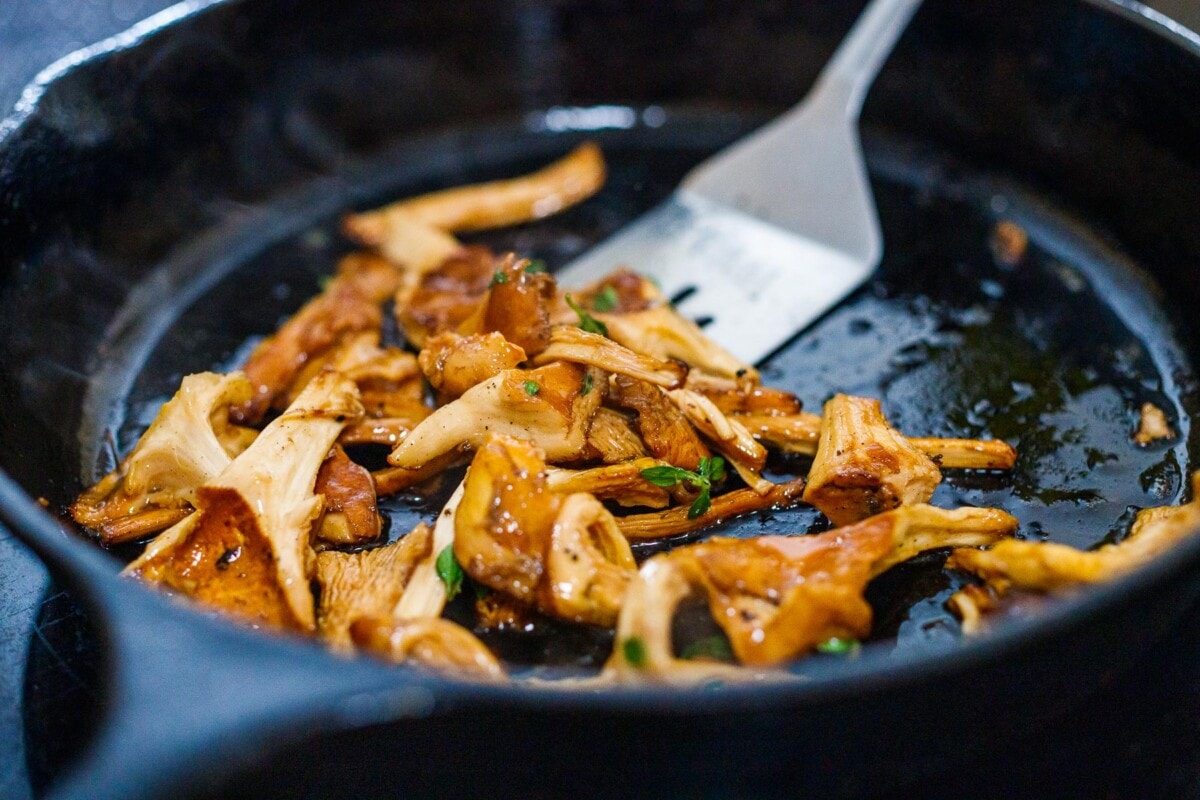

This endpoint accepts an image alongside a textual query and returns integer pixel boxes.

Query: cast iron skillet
[3,0,1200,797]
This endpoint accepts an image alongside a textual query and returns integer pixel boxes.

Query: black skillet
[3,0,1200,797]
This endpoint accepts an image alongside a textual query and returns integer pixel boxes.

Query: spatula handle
[811,0,924,118]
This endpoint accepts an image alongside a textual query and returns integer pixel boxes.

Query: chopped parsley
[524,259,547,274]
[680,635,734,662]
[523,380,540,396]
[565,293,609,337]
[622,636,648,668]
[490,270,509,287]
[816,637,861,656]
[640,456,726,519]
[581,372,594,396]
[591,285,619,312]
[435,545,464,601]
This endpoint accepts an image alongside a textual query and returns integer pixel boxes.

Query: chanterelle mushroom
[418,331,527,401]
[803,394,942,526]
[454,434,636,626]
[125,372,364,632]
[946,472,1200,631]
[314,522,433,650]
[351,616,505,681]
[607,504,1016,682]
[70,372,256,545]
[387,361,602,468]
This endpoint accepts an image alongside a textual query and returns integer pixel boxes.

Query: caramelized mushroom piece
[947,473,1200,630]
[459,254,557,356]
[608,374,709,472]
[314,523,433,650]
[596,305,756,381]
[736,411,1018,469]
[126,372,363,632]
[345,143,604,240]
[562,268,662,317]
[586,407,648,464]
[392,480,466,619]
[684,372,801,416]
[667,388,770,494]
[453,434,636,626]
[395,245,498,348]
[802,394,942,526]
[233,255,399,424]
[615,478,808,541]
[351,616,505,681]
[388,362,601,468]
[533,325,687,389]
[608,504,1016,682]
[546,458,671,509]
[1134,401,1174,445]
[70,372,256,545]
[313,445,381,546]
[418,331,527,401]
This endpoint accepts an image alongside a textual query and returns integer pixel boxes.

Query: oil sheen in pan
[85,108,1195,674]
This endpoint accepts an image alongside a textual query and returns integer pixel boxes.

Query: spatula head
[553,191,875,364]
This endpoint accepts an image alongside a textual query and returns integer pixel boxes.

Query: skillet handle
[40,561,435,800]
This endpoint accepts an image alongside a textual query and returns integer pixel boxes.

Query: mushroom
[683,372,801,416]
[595,305,756,381]
[802,394,942,526]
[735,411,1018,469]
[667,388,771,494]
[453,434,636,626]
[232,253,400,424]
[350,616,505,681]
[607,504,1017,682]
[387,361,601,468]
[314,522,433,650]
[313,444,381,546]
[946,472,1200,630]
[70,372,257,544]
[615,478,808,541]
[125,372,364,632]
[344,143,605,241]
[608,374,709,472]
[458,254,557,356]
[418,331,527,401]
[546,458,671,509]
[395,245,498,348]
[532,325,688,389]
[586,407,649,464]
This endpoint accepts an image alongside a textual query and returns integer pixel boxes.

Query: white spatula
[556,0,923,364]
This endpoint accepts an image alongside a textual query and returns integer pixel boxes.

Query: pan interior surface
[67,109,1196,676]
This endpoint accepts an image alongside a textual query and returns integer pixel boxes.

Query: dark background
[2,1,1200,798]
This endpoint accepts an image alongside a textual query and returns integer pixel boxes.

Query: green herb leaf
[318,274,335,291]
[523,380,540,396]
[591,285,619,312]
[524,259,547,274]
[639,465,694,487]
[490,270,509,287]
[565,294,609,337]
[687,488,712,519]
[622,636,649,668]
[435,545,464,601]
[581,372,594,396]
[680,635,734,662]
[816,637,861,656]
[699,455,726,483]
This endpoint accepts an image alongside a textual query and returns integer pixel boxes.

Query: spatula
[556,0,923,364]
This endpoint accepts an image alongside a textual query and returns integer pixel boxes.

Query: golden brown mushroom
[70,372,256,545]
[596,305,756,381]
[608,374,709,472]
[453,434,636,626]
[607,504,1017,682]
[532,325,688,389]
[350,616,505,681]
[126,372,364,632]
[946,473,1200,632]
[387,362,601,468]
[314,523,433,650]
[418,331,527,401]
[313,444,381,546]
[802,394,942,526]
